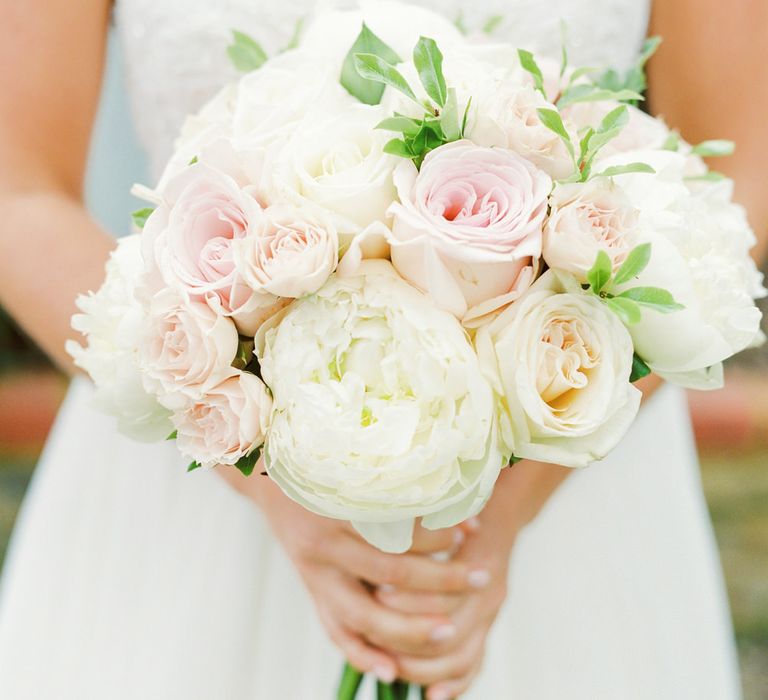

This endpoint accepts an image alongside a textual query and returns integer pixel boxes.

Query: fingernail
[465,516,481,531]
[372,664,396,683]
[430,623,457,642]
[378,583,396,594]
[452,528,465,546]
[468,569,491,588]
[429,688,452,700]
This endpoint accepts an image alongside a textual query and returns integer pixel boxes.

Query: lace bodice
[116,0,650,178]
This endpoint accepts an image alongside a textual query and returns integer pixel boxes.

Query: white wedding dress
[0,1,743,698]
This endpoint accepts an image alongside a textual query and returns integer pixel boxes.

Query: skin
[0,1,766,698]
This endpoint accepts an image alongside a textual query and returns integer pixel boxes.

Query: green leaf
[483,14,504,34]
[282,16,305,52]
[440,88,461,141]
[618,286,684,313]
[454,11,468,35]
[376,115,423,136]
[586,250,613,293]
[340,23,402,105]
[166,430,178,441]
[579,105,629,176]
[613,243,652,286]
[691,139,735,157]
[131,207,155,229]
[629,353,652,382]
[187,461,202,473]
[518,49,545,95]
[353,53,417,103]
[557,86,644,109]
[383,138,414,159]
[606,297,642,325]
[537,108,574,159]
[188,155,199,165]
[594,162,655,178]
[662,131,681,151]
[226,30,268,72]
[559,19,568,78]
[461,96,472,137]
[638,36,662,68]
[413,36,447,107]
[232,338,255,371]
[568,66,600,84]
[235,447,262,477]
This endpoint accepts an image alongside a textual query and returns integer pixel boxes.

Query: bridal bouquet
[68,1,764,695]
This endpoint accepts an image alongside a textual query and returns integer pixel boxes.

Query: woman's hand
[219,466,492,683]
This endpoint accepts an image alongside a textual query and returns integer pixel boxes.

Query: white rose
[233,204,339,299]
[139,288,239,404]
[543,178,640,282]
[173,371,272,469]
[476,270,642,467]
[66,236,173,442]
[597,149,766,387]
[255,261,503,553]
[468,83,576,180]
[267,104,397,261]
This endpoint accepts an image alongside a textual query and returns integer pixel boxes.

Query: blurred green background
[0,27,766,700]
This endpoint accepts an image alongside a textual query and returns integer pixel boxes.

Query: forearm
[0,189,114,372]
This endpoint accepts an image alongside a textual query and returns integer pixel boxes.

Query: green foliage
[686,171,727,182]
[226,30,268,72]
[353,54,418,103]
[235,448,262,477]
[537,108,575,164]
[187,461,202,472]
[662,131,681,151]
[617,286,685,313]
[340,24,402,105]
[594,163,655,178]
[586,250,613,293]
[131,207,155,230]
[413,37,447,107]
[556,85,643,109]
[612,243,652,286]
[596,36,661,103]
[606,297,642,325]
[166,430,178,441]
[282,16,305,52]
[518,49,545,96]
[691,140,735,157]
[629,353,652,382]
[483,15,504,35]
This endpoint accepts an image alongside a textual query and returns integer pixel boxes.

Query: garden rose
[543,178,639,282]
[255,261,503,553]
[142,163,283,335]
[476,270,642,467]
[139,288,239,403]
[173,371,272,469]
[234,204,339,298]
[388,140,550,325]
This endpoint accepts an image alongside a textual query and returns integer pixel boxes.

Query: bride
[0,1,765,698]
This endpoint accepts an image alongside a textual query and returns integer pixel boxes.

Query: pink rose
[139,289,239,403]
[387,140,550,325]
[142,163,281,335]
[234,204,339,298]
[173,371,272,469]
[543,179,639,282]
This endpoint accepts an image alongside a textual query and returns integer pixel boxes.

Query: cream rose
[173,372,272,469]
[233,204,339,298]
[255,261,503,553]
[142,163,283,335]
[388,140,550,325]
[468,83,576,180]
[476,270,642,467]
[139,288,239,403]
[543,178,640,282]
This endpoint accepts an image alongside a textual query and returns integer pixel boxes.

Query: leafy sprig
[342,26,468,168]
[584,243,684,327]
[227,30,268,72]
[595,36,661,105]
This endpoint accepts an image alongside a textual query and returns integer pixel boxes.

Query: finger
[425,644,485,700]
[330,532,490,593]
[396,631,485,687]
[376,586,465,616]
[316,602,398,684]
[329,579,459,656]
[409,523,464,554]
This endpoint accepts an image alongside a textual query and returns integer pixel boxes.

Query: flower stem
[337,663,364,700]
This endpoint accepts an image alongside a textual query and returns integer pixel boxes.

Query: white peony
[66,236,173,442]
[597,149,766,387]
[475,270,642,467]
[255,261,503,553]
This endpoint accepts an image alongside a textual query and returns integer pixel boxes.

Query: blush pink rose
[173,371,272,469]
[234,204,339,298]
[142,163,282,335]
[387,140,551,325]
[139,288,239,403]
